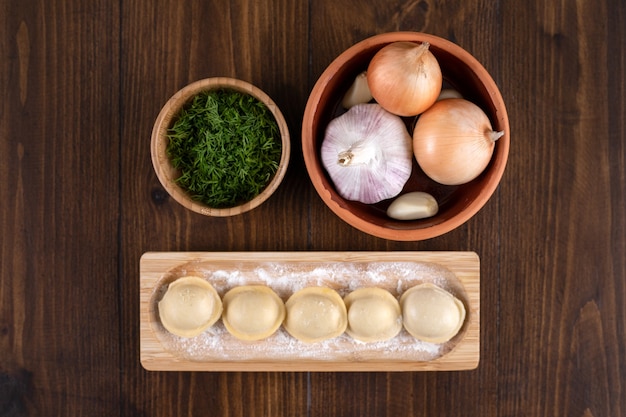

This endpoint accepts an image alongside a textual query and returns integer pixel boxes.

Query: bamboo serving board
[140,251,480,372]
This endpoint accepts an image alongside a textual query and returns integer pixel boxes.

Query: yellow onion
[367,41,442,117]
[413,98,504,185]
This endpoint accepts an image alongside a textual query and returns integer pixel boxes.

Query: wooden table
[1,0,624,415]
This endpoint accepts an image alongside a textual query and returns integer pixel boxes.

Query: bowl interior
[152,77,291,217]
[303,32,509,240]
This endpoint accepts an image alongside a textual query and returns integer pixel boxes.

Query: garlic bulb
[321,103,413,204]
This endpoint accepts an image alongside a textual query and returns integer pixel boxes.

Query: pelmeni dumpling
[158,276,222,338]
[222,285,285,341]
[284,287,347,343]
[344,287,402,342]
[400,283,466,343]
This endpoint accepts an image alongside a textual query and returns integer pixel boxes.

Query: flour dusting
[150,260,469,363]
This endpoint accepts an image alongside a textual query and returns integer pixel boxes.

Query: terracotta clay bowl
[151,77,290,217]
[302,32,510,241]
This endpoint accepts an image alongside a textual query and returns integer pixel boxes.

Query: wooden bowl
[302,32,510,241]
[151,77,290,217]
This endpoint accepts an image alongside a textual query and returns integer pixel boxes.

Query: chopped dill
[166,89,282,208]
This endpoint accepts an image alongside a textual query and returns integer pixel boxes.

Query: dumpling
[400,283,466,343]
[157,276,222,338]
[284,287,347,343]
[222,285,286,341]
[344,287,402,342]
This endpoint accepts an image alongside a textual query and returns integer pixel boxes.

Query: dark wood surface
[1,0,624,416]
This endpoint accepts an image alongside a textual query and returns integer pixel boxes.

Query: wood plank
[139,251,479,371]
[119,0,311,416]
[303,1,501,416]
[0,0,122,416]
[496,1,626,416]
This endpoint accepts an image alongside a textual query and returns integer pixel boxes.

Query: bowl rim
[151,77,291,217]
[302,31,510,241]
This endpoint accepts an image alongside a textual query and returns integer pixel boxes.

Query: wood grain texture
[1,1,122,416]
[496,1,626,416]
[1,0,625,416]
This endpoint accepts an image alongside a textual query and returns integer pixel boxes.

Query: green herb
[166,89,282,208]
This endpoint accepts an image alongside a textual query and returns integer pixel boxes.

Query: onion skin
[367,41,442,117]
[412,98,503,185]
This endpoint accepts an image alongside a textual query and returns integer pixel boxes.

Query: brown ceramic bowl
[151,77,290,217]
[302,32,510,241]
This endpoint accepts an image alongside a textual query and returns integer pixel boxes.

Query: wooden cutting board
[140,251,480,372]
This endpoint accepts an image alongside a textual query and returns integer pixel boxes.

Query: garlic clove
[386,192,438,220]
[341,71,373,109]
[437,88,463,101]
